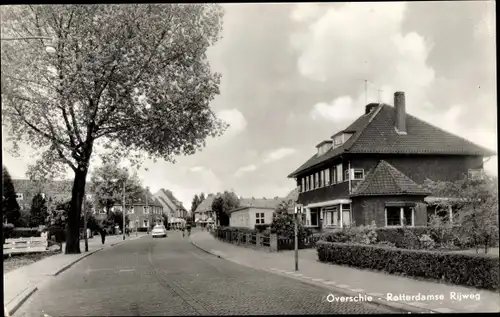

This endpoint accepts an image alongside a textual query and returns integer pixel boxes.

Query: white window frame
[315,172,319,188]
[320,170,325,187]
[325,169,330,186]
[385,207,415,227]
[128,207,135,214]
[143,206,149,214]
[16,193,24,200]
[301,178,305,192]
[255,212,265,224]
[344,169,350,182]
[468,169,484,180]
[336,165,343,183]
[331,168,336,185]
[334,135,343,146]
[352,169,365,180]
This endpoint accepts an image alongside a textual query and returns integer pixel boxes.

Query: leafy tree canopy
[2,165,21,225]
[1,4,226,253]
[211,191,239,226]
[89,159,144,213]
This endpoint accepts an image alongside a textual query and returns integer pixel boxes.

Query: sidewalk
[190,232,499,314]
[4,233,147,316]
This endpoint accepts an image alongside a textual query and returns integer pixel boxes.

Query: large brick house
[12,179,73,211]
[288,91,496,230]
[101,192,164,230]
[153,189,188,227]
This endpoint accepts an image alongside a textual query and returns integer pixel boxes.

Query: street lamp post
[83,194,88,252]
[294,203,303,272]
[122,181,126,241]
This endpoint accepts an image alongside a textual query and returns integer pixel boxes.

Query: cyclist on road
[186,222,192,237]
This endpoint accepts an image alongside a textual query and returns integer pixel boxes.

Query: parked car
[151,225,167,238]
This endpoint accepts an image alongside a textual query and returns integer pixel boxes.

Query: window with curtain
[325,169,330,186]
[336,164,343,183]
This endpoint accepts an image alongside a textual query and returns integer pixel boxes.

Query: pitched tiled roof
[350,160,430,197]
[194,194,217,213]
[288,104,496,177]
[239,197,284,209]
[162,189,186,211]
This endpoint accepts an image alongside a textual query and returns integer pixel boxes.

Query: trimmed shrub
[419,234,436,250]
[316,241,499,290]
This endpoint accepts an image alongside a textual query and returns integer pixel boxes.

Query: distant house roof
[289,103,496,178]
[228,197,285,214]
[161,189,187,212]
[194,194,217,213]
[350,160,430,197]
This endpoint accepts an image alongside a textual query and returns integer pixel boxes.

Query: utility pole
[122,181,126,241]
[83,193,88,252]
[146,187,149,234]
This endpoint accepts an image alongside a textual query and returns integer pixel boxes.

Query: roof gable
[350,105,496,156]
[289,103,495,178]
[351,160,430,197]
[195,194,217,212]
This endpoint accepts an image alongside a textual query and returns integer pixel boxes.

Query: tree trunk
[65,166,89,254]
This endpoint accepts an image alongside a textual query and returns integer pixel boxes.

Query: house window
[310,210,319,226]
[331,167,336,184]
[315,172,319,188]
[301,178,305,192]
[334,135,343,146]
[16,193,23,200]
[352,169,364,180]
[336,165,342,183]
[128,207,135,214]
[325,169,330,186]
[143,219,148,227]
[143,206,149,214]
[385,207,414,227]
[40,193,46,199]
[344,169,350,182]
[468,169,484,180]
[255,212,265,224]
[320,170,324,187]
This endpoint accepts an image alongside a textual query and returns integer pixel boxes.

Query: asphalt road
[14,230,397,316]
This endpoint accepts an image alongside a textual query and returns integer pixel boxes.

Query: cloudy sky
[2,2,496,210]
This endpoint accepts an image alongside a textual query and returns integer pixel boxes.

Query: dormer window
[316,140,333,156]
[331,132,354,149]
[333,135,343,146]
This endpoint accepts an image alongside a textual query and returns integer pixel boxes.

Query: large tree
[89,160,144,215]
[2,166,21,225]
[211,191,239,227]
[424,175,499,253]
[191,194,201,213]
[30,192,48,227]
[1,4,226,253]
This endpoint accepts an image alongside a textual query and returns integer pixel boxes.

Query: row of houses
[12,179,188,229]
[192,91,495,232]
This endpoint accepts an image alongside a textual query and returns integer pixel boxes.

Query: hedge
[8,227,42,239]
[316,241,499,290]
[320,226,477,249]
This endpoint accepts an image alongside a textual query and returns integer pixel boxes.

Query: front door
[342,210,351,227]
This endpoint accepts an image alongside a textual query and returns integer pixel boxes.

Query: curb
[53,248,104,276]
[190,237,436,314]
[5,285,38,316]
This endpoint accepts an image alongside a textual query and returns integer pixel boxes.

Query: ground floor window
[255,212,265,224]
[143,219,148,227]
[341,204,351,227]
[385,206,414,227]
[310,210,318,226]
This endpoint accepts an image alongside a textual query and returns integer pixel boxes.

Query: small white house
[229,197,285,229]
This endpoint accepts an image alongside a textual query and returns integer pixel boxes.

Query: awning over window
[385,202,417,207]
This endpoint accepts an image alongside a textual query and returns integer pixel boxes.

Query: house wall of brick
[351,195,427,227]
[349,154,484,184]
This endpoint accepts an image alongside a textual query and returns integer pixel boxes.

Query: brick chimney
[394,91,407,134]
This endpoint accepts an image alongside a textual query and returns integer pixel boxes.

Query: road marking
[284,271,294,274]
[119,269,135,272]
[292,273,303,276]
[323,281,337,285]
